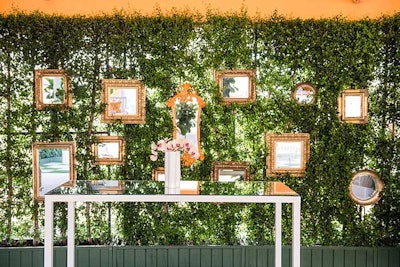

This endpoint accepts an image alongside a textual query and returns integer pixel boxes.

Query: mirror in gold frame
[265,133,310,177]
[32,142,76,202]
[92,136,125,165]
[291,82,317,105]
[338,89,368,124]
[214,69,256,104]
[34,69,72,110]
[211,161,250,182]
[152,167,165,181]
[101,79,146,124]
[166,82,206,166]
[348,169,384,206]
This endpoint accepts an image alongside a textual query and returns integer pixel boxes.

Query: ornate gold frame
[338,89,368,124]
[101,79,146,124]
[34,69,72,110]
[92,136,125,165]
[348,169,384,206]
[211,161,250,181]
[166,82,206,166]
[214,69,256,104]
[265,133,310,177]
[291,82,317,105]
[32,141,76,202]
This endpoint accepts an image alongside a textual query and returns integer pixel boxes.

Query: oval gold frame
[291,82,317,105]
[348,169,384,206]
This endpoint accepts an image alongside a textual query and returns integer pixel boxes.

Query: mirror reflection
[351,174,376,200]
[39,148,70,195]
[42,76,65,104]
[108,88,138,115]
[222,76,249,98]
[175,98,199,145]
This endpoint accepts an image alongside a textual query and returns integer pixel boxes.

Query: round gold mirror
[291,82,317,105]
[348,170,384,206]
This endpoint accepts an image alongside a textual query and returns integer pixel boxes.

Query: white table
[44,181,301,267]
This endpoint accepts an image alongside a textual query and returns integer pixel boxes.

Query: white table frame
[44,194,301,267]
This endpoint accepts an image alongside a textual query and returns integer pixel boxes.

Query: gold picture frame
[214,69,256,104]
[32,142,76,202]
[211,161,250,182]
[348,169,384,206]
[291,82,317,105]
[101,79,146,124]
[34,69,72,110]
[92,136,125,165]
[338,89,368,124]
[152,167,165,181]
[265,133,310,177]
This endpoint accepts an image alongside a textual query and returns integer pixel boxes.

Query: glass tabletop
[46,180,298,196]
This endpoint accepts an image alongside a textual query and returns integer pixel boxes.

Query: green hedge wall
[0,11,399,247]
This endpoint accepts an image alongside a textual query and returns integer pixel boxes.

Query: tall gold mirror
[166,82,206,165]
[32,142,76,202]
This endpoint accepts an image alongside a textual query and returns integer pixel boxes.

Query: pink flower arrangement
[150,138,200,162]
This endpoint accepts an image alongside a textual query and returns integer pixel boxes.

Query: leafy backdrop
[0,11,399,247]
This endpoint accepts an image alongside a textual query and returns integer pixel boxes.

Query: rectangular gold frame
[265,133,310,177]
[34,69,72,110]
[338,89,368,124]
[92,136,125,165]
[152,167,165,181]
[214,69,256,104]
[211,161,250,181]
[101,79,146,124]
[32,142,76,202]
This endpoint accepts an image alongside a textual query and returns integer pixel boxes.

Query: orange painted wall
[0,0,399,19]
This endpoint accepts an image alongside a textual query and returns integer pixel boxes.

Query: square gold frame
[214,69,256,104]
[338,89,368,124]
[34,69,72,110]
[32,141,76,202]
[152,167,165,181]
[92,136,125,165]
[265,133,310,177]
[101,79,146,124]
[211,161,250,181]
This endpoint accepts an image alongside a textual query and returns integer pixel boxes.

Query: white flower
[150,154,158,161]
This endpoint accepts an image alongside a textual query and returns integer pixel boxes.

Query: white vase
[164,151,181,194]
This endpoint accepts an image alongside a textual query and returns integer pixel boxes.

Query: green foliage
[0,11,399,247]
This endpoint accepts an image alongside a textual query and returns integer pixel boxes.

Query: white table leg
[275,202,282,267]
[44,199,54,267]
[67,201,75,267]
[292,198,301,267]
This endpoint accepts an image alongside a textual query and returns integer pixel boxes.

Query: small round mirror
[291,82,317,105]
[349,170,384,206]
